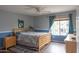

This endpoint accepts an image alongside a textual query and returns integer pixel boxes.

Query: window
[50,20,69,36]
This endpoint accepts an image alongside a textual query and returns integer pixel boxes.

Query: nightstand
[64,34,76,53]
[3,36,16,50]
[65,40,76,53]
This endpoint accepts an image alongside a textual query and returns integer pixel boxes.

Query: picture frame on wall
[18,19,24,28]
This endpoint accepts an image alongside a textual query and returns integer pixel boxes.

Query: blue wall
[0,31,12,48]
[52,35,67,43]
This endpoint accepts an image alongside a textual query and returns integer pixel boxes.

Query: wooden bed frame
[12,28,51,51]
[37,33,51,51]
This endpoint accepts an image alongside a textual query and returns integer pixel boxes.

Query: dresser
[64,34,76,53]
[3,36,16,50]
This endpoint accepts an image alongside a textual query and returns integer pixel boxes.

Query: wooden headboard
[12,28,31,35]
[12,28,24,33]
[12,28,24,36]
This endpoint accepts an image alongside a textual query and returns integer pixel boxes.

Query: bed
[17,32,51,51]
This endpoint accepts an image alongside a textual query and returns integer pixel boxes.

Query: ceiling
[0,5,77,16]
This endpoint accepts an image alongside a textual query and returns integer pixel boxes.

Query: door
[50,20,69,43]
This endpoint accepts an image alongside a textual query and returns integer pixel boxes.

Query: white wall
[34,11,76,31]
[76,7,79,53]
[0,10,34,31]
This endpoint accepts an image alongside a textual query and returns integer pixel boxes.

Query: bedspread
[17,32,48,47]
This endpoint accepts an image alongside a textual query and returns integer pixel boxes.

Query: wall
[34,15,49,31]
[76,7,79,53]
[34,11,76,32]
[0,10,34,31]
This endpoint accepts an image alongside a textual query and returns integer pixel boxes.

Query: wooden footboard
[38,33,51,51]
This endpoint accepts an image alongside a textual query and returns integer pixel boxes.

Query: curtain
[69,14,74,34]
[49,16,56,28]
[49,16,55,40]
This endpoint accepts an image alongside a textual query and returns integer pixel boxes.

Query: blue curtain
[49,16,56,28]
[69,14,74,34]
[49,16,55,41]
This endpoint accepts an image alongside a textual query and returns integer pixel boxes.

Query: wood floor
[40,42,65,53]
[0,42,66,53]
[9,42,66,53]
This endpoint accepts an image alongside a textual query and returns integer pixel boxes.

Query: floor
[40,42,65,53]
[0,42,66,53]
